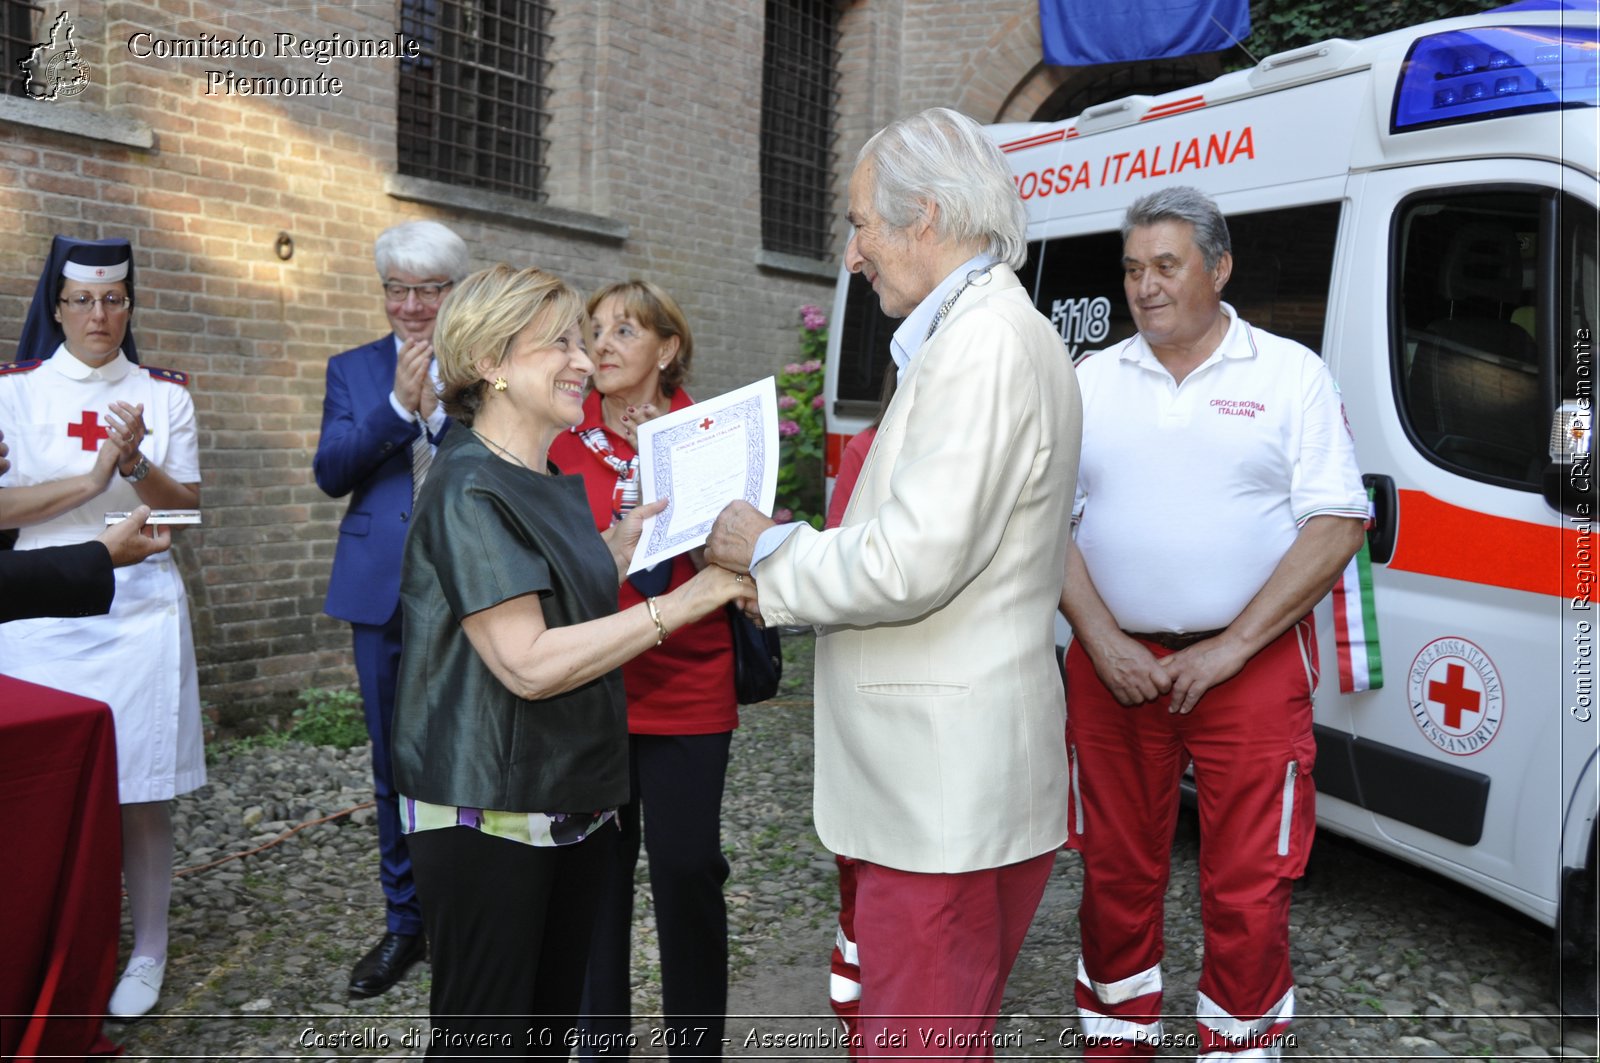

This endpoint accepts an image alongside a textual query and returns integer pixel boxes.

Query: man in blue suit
[314,220,468,997]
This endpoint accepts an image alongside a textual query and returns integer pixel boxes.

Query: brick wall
[0,0,1053,723]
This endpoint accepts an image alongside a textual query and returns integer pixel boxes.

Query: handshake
[706,500,777,626]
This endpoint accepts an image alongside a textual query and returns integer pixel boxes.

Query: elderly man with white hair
[708,107,1082,1057]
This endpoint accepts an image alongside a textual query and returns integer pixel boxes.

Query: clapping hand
[91,437,122,488]
[394,338,438,419]
[104,400,147,475]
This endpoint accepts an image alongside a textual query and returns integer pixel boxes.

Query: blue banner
[1040,0,1251,66]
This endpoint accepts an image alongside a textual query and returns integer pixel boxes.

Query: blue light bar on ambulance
[1391,24,1598,132]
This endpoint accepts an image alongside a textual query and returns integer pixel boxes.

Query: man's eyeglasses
[383,280,454,306]
[58,292,131,314]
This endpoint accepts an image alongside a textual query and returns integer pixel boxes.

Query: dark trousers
[580,732,732,1060]
[410,825,609,1059]
[351,611,422,936]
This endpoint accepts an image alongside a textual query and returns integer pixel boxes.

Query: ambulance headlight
[1392,24,1599,133]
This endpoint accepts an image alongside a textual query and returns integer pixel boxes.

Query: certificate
[629,377,778,574]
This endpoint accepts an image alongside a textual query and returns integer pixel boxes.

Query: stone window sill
[0,96,154,149]
[755,248,839,281]
[386,174,628,244]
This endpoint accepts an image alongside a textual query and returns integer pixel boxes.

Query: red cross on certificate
[699,417,715,430]
[1428,663,1482,730]
[67,411,110,451]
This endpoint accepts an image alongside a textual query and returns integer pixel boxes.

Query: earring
[657,363,667,371]
[493,377,508,391]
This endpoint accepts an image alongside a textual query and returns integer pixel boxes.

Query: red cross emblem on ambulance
[1407,637,1503,757]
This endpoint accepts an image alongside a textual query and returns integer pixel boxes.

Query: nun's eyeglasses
[59,292,131,313]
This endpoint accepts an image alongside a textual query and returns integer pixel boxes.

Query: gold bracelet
[645,597,668,645]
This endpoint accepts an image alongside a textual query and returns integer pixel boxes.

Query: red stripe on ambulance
[1142,95,1206,120]
[1387,489,1583,598]
[1000,129,1069,153]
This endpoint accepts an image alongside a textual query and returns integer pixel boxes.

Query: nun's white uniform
[0,346,204,803]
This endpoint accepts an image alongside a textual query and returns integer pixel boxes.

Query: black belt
[1122,628,1225,652]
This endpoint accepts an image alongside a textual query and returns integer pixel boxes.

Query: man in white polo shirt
[1060,186,1367,1060]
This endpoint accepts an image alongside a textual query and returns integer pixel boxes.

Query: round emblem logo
[44,49,91,100]
[1407,637,1504,756]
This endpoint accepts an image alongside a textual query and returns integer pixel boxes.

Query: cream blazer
[757,266,1082,873]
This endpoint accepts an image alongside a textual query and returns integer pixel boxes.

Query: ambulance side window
[1031,231,1130,363]
[1225,204,1341,353]
[1561,195,1598,395]
[834,272,896,418]
[1394,191,1549,488]
[1028,203,1340,362]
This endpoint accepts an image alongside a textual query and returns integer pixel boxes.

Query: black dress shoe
[349,931,425,997]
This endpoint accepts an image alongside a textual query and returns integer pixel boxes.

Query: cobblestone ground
[102,634,1598,1060]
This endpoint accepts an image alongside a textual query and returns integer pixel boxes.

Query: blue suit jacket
[315,336,441,627]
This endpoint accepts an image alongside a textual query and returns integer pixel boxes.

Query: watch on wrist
[122,455,151,483]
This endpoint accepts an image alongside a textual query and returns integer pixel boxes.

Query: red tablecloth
[0,674,122,1062]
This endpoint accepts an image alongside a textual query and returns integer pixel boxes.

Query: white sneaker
[107,955,164,1019]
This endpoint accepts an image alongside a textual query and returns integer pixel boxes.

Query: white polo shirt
[1073,303,1366,633]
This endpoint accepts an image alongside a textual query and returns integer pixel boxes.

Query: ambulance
[823,1,1599,1011]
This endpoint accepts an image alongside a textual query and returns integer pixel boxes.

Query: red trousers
[829,855,863,1058]
[851,851,1056,1060]
[1065,621,1319,1060]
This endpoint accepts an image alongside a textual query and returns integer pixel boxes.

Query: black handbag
[728,605,782,704]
